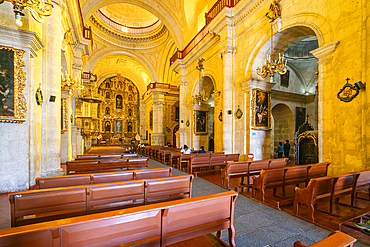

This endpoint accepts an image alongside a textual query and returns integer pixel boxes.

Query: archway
[271,104,294,160]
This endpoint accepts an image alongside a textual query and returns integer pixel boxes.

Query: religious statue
[196,58,205,71]
[266,0,281,22]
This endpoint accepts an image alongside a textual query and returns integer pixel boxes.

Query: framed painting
[280,70,290,87]
[194,110,208,134]
[0,46,27,123]
[251,88,271,129]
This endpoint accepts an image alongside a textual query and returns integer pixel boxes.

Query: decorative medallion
[337,78,359,102]
[166,127,171,132]
[186,120,190,127]
[218,110,223,122]
[235,106,243,119]
[36,85,43,106]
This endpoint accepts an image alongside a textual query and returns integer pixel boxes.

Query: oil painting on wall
[195,110,208,134]
[0,46,26,123]
[251,88,271,129]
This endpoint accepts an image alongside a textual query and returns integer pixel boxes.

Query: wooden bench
[66,157,149,174]
[294,231,356,247]
[75,153,140,160]
[294,172,359,221]
[221,158,288,189]
[36,167,173,189]
[0,191,237,247]
[252,163,331,203]
[169,152,182,168]
[9,175,193,227]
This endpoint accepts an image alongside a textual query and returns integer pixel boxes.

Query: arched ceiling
[99,3,159,28]
[92,53,153,96]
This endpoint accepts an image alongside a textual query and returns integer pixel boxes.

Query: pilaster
[152,88,165,145]
[178,61,187,148]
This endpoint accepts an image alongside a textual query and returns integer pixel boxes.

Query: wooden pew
[294,173,359,221]
[169,152,182,168]
[252,163,331,203]
[36,167,173,189]
[9,175,193,227]
[0,191,237,247]
[75,153,140,160]
[294,231,356,247]
[221,158,288,190]
[66,157,149,174]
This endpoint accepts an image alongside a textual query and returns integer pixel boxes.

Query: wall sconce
[0,0,54,27]
[355,81,366,90]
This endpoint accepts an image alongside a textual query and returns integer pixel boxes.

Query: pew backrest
[269,158,288,168]
[36,167,173,189]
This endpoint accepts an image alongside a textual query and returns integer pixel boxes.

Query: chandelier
[0,0,54,27]
[192,90,208,105]
[256,0,287,82]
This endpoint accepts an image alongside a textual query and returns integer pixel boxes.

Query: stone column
[178,61,187,148]
[41,1,62,176]
[60,90,70,163]
[152,89,165,145]
[310,41,340,164]
[139,99,146,142]
[212,91,223,152]
[222,45,235,154]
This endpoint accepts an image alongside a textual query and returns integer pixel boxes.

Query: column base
[41,168,64,177]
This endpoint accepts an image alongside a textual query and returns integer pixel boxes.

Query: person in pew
[181,145,191,154]
[125,147,131,153]
[198,146,206,153]
[130,146,136,153]
[276,142,284,158]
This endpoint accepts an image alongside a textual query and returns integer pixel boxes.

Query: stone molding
[89,15,169,50]
[0,26,43,57]
[241,78,276,92]
[271,89,315,104]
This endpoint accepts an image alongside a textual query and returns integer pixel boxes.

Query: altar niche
[295,119,318,165]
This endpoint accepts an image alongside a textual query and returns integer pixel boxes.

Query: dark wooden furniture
[9,175,193,227]
[75,153,140,160]
[66,157,149,174]
[293,231,356,247]
[0,191,237,247]
[36,167,172,189]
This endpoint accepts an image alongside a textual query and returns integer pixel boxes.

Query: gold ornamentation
[2,0,54,23]
[61,98,68,134]
[0,46,27,123]
[297,132,317,146]
[251,88,271,130]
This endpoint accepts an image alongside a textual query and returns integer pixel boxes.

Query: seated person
[181,145,191,154]
[198,146,206,153]
[125,147,131,153]
[130,147,135,153]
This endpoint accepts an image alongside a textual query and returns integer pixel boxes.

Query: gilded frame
[194,110,208,135]
[61,98,68,133]
[251,88,271,130]
[0,46,27,123]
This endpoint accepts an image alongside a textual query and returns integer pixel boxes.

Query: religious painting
[105,121,111,132]
[194,110,208,134]
[251,88,271,129]
[280,70,290,87]
[0,46,27,123]
[116,120,122,132]
[295,107,306,131]
[116,95,122,109]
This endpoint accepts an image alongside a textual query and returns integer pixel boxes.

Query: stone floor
[0,158,369,246]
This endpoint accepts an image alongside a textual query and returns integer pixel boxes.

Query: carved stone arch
[244,13,330,81]
[81,0,184,48]
[87,50,158,82]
